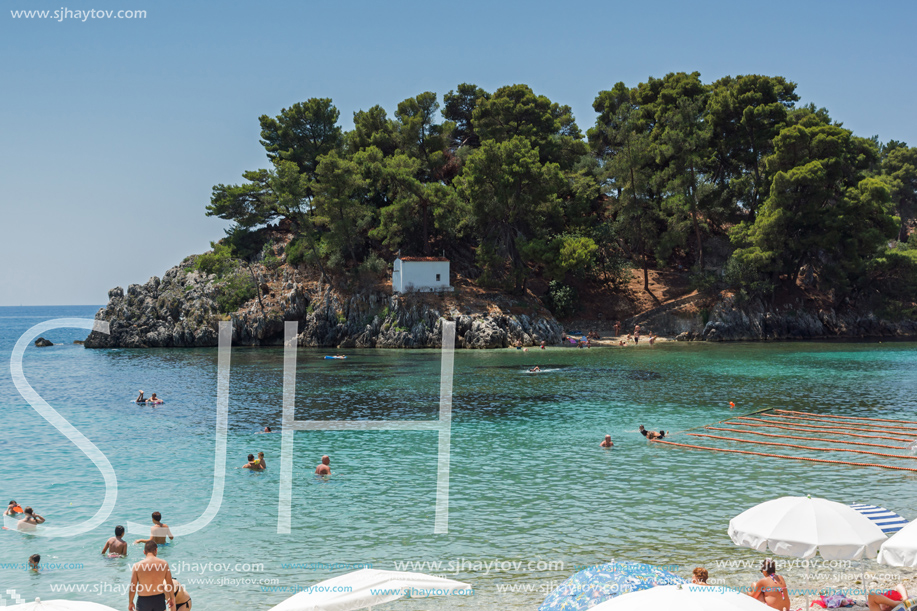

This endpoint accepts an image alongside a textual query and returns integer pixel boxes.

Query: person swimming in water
[28,554,40,571]
[639,425,666,440]
[5,500,23,517]
[136,390,145,403]
[103,525,128,557]
[263,426,272,433]
[146,393,162,404]
[242,454,262,470]
[252,452,267,470]
[600,435,614,448]
[315,455,331,476]
[529,366,541,373]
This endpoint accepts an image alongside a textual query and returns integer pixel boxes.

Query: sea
[2,305,917,609]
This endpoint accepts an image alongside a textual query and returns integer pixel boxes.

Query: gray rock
[35,337,54,347]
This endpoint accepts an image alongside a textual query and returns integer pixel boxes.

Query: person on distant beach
[618,340,627,347]
[17,507,45,531]
[134,512,173,545]
[171,578,192,610]
[614,321,621,336]
[28,554,40,571]
[867,584,909,611]
[5,500,23,516]
[600,435,614,448]
[747,558,790,611]
[242,454,261,470]
[129,541,175,611]
[315,455,331,476]
[649,335,657,346]
[102,525,128,557]
[692,567,711,585]
[540,341,545,350]
[639,425,666,440]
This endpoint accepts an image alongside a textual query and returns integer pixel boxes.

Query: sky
[1,0,915,306]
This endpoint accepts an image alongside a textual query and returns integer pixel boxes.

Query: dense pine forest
[202,72,917,319]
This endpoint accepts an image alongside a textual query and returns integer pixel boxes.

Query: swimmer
[600,435,614,448]
[242,454,262,470]
[17,507,45,532]
[103,525,128,557]
[136,390,145,403]
[146,393,162,404]
[649,335,657,345]
[253,451,267,470]
[529,366,541,373]
[263,426,272,433]
[315,455,331,476]
[28,554,40,571]
[639,425,666,440]
[134,512,173,545]
[4,500,23,516]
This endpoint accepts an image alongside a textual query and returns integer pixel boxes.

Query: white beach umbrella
[6,600,120,611]
[729,495,887,609]
[588,584,769,611]
[878,519,917,567]
[267,568,472,611]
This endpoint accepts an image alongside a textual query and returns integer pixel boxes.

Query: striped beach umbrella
[849,503,909,534]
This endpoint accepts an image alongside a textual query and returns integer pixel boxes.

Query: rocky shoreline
[83,258,563,349]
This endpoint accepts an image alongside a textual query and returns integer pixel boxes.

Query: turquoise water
[2,305,917,609]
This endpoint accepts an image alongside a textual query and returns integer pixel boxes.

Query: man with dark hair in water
[134,512,173,545]
[129,541,175,611]
[639,425,666,440]
[17,507,45,531]
[103,525,128,557]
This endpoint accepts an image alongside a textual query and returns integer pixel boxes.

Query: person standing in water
[134,512,173,545]
[17,507,45,531]
[315,455,331,476]
[129,541,175,611]
[600,435,614,448]
[103,525,128,557]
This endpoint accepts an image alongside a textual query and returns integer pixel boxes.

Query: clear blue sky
[1,0,915,305]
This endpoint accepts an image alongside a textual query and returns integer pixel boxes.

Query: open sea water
[2,305,917,609]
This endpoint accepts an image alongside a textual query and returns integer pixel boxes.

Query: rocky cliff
[673,295,917,342]
[83,257,563,349]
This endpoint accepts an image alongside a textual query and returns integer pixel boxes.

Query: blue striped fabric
[850,503,909,533]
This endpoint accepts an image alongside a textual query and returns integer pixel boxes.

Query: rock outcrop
[673,296,917,341]
[34,337,54,347]
[84,258,563,349]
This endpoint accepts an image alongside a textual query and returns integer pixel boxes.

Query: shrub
[215,272,257,314]
[195,242,236,277]
[286,237,313,267]
[262,241,282,270]
[543,280,578,319]
[356,252,388,277]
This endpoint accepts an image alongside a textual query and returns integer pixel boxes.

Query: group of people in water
[598,424,667,448]
[242,449,331,476]
[5,501,45,531]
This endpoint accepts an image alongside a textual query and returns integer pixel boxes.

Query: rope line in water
[722,421,912,442]
[774,409,917,427]
[762,413,917,432]
[654,440,917,473]
[744,415,909,435]
[734,417,916,440]
[704,426,909,449]
[687,433,917,461]
[673,406,776,435]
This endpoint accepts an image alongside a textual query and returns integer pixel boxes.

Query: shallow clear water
[2,305,917,609]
